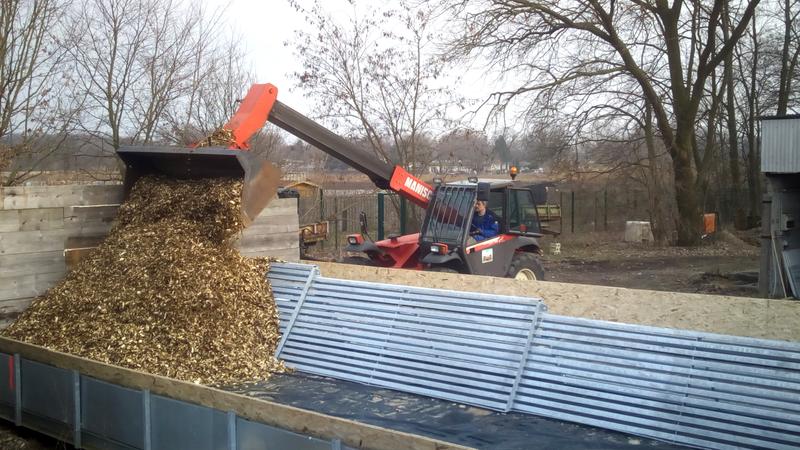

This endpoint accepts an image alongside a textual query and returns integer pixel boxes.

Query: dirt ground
[311,227,764,298]
[540,229,762,297]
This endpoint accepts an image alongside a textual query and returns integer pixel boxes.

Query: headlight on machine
[430,243,448,254]
[347,234,364,245]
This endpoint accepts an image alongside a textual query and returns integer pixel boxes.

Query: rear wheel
[506,253,545,281]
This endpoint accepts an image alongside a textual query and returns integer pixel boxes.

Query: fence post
[400,197,407,235]
[559,191,564,234]
[334,196,339,259]
[377,192,385,240]
[319,189,325,250]
[594,194,599,232]
[571,191,576,233]
[604,189,608,231]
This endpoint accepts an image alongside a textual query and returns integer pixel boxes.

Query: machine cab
[418,180,543,275]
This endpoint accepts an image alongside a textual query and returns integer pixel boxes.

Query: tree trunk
[746,119,761,227]
[723,3,746,228]
[777,0,792,116]
[746,16,762,227]
[644,102,668,243]
[671,131,703,245]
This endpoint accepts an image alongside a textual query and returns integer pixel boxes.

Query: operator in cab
[470,200,499,243]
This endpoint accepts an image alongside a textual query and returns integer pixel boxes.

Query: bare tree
[67,0,155,150]
[441,0,759,245]
[130,0,209,144]
[0,0,83,185]
[290,1,454,174]
[776,0,800,115]
[162,34,255,145]
[435,128,491,174]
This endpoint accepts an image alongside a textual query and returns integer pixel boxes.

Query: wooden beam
[0,208,64,232]
[0,337,473,450]
[1,185,124,210]
[0,251,65,278]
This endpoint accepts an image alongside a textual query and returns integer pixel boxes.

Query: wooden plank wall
[0,185,299,322]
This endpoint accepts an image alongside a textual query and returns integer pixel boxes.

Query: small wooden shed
[284,180,322,199]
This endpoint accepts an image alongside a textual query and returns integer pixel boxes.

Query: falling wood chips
[4,177,286,385]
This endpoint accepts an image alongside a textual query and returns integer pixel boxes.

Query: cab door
[508,188,542,235]
[463,189,509,276]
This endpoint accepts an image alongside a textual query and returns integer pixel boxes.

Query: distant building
[759,115,800,298]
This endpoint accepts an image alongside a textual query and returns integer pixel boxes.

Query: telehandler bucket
[116,145,282,226]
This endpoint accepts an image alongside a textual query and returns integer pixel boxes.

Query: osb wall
[0,184,299,320]
[312,261,800,342]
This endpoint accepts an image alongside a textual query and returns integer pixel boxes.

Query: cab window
[508,189,540,233]
[488,190,505,225]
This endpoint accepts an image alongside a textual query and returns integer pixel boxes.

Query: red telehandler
[117,83,545,280]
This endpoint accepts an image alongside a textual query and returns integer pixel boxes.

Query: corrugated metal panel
[518,314,800,450]
[268,263,545,412]
[761,117,800,173]
[269,262,800,450]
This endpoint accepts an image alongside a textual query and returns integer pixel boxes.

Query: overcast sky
[203,0,507,134]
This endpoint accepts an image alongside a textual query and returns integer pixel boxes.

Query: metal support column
[400,197,407,235]
[227,410,237,450]
[504,301,544,412]
[377,192,385,240]
[274,268,318,358]
[72,370,81,448]
[143,389,151,450]
[13,353,21,426]
[571,191,575,233]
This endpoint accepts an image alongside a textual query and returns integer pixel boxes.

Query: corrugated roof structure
[761,115,800,173]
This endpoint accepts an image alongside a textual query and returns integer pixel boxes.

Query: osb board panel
[1,185,124,210]
[311,261,800,342]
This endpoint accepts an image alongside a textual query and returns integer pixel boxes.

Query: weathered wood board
[1,185,300,313]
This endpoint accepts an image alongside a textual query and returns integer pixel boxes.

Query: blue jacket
[471,209,499,242]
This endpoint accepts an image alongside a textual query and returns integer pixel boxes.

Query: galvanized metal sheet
[150,395,229,450]
[81,376,144,449]
[269,263,544,412]
[761,116,800,173]
[18,359,75,443]
[516,314,800,450]
[20,359,74,425]
[237,417,346,450]
[0,352,14,423]
[269,262,800,450]
[0,353,14,408]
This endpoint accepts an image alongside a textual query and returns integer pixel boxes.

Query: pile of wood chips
[4,176,285,385]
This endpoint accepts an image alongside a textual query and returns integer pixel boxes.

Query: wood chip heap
[4,176,285,385]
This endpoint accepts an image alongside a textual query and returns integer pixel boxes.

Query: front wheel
[506,253,545,281]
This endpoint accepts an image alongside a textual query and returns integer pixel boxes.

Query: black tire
[341,256,374,266]
[506,253,545,281]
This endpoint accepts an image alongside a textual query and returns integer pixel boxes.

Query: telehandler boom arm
[225,84,433,209]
